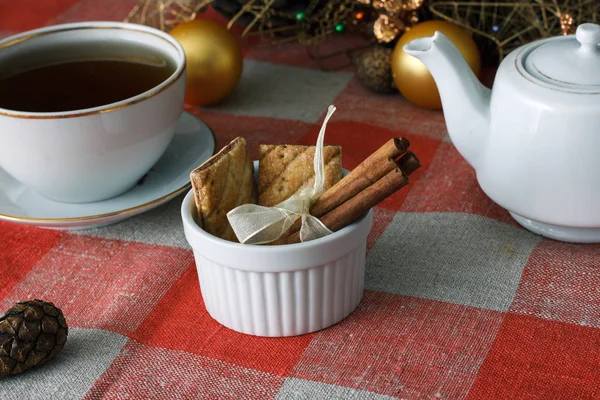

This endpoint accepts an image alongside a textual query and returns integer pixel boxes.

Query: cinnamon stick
[396,151,421,176]
[312,137,410,217]
[282,163,414,245]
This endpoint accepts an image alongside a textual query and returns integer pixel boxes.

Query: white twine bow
[227,105,337,245]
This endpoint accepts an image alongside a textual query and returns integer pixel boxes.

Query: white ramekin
[181,188,373,337]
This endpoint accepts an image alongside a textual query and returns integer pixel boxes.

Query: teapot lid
[524,23,600,89]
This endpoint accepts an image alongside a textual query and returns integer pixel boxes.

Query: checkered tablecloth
[2,2,600,399]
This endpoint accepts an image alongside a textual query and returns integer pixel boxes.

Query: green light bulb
[335,23,345,33]
[296,12,305,21]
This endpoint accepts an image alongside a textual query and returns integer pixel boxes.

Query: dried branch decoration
[429,0,599,61]
[125,0,214,31]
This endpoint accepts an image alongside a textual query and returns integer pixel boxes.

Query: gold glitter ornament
[403,0,424,11]
[373,14,403,42]
[382,0,403,14]
[372,0,385,9]
[362,0,424,43]
[354,46,396,93]
[371,0,422,13]
[560,13,576,35]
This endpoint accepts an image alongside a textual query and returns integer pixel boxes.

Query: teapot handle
[576,23,600,54]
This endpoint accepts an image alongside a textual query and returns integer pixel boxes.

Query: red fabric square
[131,265,315,376]
[0,235,192,335]
[0,0,79,31]
[187,108,312,160]
[510,240,600,327]
[291,291,504,399]
[332,77,449,139]
[85,340,285,400]
[298,120,441,210]
[0,222,64,301]
[467,314,600,399]
[401,142,515,225]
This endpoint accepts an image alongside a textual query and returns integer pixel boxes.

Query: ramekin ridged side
[193,240,366,336]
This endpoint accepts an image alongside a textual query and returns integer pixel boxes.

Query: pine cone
[0,300,68,377]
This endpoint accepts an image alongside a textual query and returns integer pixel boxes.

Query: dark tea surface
[0,58,175,113]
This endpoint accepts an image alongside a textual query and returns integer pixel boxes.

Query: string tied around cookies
[227,105,337,245]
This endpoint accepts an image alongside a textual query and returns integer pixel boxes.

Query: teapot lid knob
[576,23,600,52]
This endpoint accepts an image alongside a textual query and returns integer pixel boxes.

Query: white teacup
[0,22,186,203]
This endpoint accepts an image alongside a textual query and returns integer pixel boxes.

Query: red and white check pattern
[1,2,600,399]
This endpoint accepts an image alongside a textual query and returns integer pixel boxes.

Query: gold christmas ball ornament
[372,0,423,13]
[391,20,481,110]
[355,46,396,93]
[170,19,243,107]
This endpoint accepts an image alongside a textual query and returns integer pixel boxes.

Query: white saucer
[0,111,215,230]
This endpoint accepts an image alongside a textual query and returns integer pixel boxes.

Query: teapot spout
[404,31,491,168]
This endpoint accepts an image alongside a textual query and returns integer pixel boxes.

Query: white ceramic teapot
[404,23,600,243]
